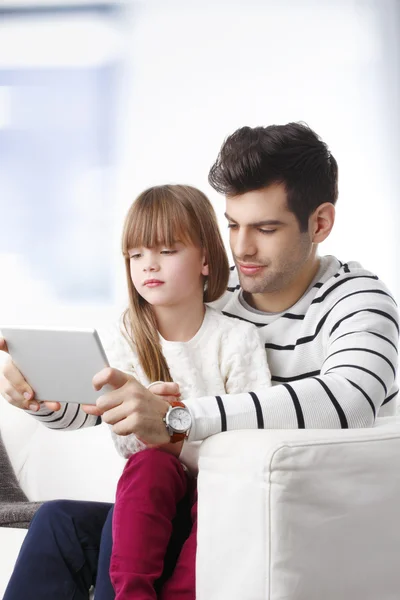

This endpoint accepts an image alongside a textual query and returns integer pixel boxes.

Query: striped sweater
[28,255,399,438]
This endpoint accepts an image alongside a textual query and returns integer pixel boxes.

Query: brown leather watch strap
[169,400,187,443]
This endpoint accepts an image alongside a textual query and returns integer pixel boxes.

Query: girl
[108,184,271,600]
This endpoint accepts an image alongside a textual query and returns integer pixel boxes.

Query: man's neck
[153,297,205,342]
[244,256,321,314]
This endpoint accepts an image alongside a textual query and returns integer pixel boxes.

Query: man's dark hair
[208,122,338,231]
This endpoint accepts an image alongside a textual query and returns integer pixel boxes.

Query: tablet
[0,326,110,405]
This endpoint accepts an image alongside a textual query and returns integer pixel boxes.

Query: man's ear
[309,203,335,243]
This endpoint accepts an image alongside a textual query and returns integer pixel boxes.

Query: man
[1,122,398,599]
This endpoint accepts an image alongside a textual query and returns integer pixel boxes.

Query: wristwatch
[163,400,192,443]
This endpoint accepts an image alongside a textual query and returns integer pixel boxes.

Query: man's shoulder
[318,257,394,299]
[312,258,398,336]
[207,257,396,321]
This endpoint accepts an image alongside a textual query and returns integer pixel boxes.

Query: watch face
[168,407,192,433]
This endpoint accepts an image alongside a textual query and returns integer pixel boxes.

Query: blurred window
[0,4,125,322]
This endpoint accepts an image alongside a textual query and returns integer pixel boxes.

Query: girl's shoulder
[205,306,258,336]
[205,307,266,366]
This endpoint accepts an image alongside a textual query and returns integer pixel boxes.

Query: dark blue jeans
[3,499,115,600]
[3,496,191,599]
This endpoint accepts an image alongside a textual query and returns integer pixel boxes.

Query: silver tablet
[0,326,110,405]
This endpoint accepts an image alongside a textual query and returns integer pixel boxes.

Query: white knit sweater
[103,306,271,472]
[27,255,399,450]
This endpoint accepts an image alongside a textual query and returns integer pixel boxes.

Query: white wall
[115,0,400,303]
[0,0,398,328]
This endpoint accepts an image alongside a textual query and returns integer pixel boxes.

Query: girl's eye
[227,223,238,230]
[160,250,177,255]
[130,253,142,260]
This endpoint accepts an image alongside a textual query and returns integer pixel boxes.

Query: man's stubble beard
[236,235,314,295]
[238,266,295,294]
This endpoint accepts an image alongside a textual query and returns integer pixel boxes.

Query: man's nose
[232,231,256,259]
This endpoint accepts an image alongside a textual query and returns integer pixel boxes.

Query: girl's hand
[0,337,61,412]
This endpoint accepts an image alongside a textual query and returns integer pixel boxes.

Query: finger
[81,403,104,416]
[43,401,62,411]
[148,381,180,397]
[0,338,9,354]
[93,367,131,391]
[3,359,34,400]
[112,417,169,444]
[111,415,137,436]
[0,374,38,410]
[111,414,144,437]
[95,385,127,413]
[100,400,133,425]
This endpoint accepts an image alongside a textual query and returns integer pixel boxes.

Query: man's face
[225,183,314,297]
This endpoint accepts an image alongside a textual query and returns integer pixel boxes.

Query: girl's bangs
[123,192,199,254]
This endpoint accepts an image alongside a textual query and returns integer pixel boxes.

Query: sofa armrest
[0,501,42,529]
[0,425,43,528]
[196,419,400,600]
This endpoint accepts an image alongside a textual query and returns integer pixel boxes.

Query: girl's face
[128,241,209,308]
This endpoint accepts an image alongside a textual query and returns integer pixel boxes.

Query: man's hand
[147,381,181,401]
[146,381,183,456]
[85,367,177,446]
[0,337,61,412]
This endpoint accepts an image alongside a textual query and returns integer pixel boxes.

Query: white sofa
[0,397,125,598]
[1,394,400,600]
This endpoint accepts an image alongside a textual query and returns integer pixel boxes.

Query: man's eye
[259,229,276,235]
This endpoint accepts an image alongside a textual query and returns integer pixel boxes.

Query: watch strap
[168,400,187,443]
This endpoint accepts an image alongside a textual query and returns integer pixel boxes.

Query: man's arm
[185,291,399,441]
[24,402,102,430]
[63,280,398,448]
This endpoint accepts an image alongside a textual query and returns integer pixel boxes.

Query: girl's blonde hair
[121,184,229,382]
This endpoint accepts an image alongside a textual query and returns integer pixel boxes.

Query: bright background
[0,0,399,330]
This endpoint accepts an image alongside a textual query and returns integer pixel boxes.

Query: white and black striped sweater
[30,256,399,436]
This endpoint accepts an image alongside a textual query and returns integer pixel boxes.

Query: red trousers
[110,448,197,600]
